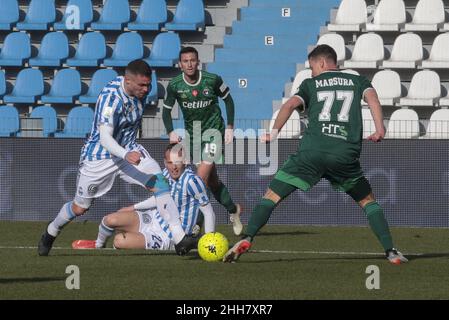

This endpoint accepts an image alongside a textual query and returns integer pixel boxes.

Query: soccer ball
[197,232,229,262]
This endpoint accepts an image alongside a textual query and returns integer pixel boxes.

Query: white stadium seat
[366,0,406,31]
[421,33,449,68]
[399,70,441,107]
[305,33,346,68]
[404,0,444,31]
[368,70,402,106]
[361,108,376,139]
[382,33,423,69]
[289,69,312,97]
[343,33,384,69]
[424,108,449,138]
[327,0,367,32]
[269,109,301,138]
[385,108,420,139]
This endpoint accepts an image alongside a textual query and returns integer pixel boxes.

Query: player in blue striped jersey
[73,143,216,250]
[38,60,197,256]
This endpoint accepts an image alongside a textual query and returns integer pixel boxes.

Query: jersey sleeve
[360,76,374,99]
[294,80,310,109]
[186,176,210,206]
[214,75,231,99]
[98,93,123,127]
[163,81,176,110]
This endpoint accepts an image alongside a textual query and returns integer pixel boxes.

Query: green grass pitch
[0,221,448,300]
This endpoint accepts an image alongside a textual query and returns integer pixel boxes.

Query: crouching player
[73,143,216,250]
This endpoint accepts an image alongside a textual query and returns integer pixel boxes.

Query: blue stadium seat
[0,32,31,67]
[79,69,118,104]
[0,105,19,137]
[29,32,69,67]
[66,32,106,67]
[146,70,158,105]
[145,32,181,67]
[103,32,143,67]
[0,71,5,100]
[90,0,130,30]
[0,0,19,30]
[54,0,93,30]
[54,106,93,138]
[165,0,205,31]
[207,62,295,77]
[127,0,167,31]
[16,0,56,30]
[41,69,81,104]
[3,69,44,103]
[215,48,305,63]
[30,105,57,137]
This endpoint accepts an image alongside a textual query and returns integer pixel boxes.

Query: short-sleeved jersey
[81,76,146,161]
[163,71,230,137]
[162,167,209,235]
[295,70,373,155]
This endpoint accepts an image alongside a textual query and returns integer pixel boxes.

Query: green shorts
[274,150,365,192]
[189,135,224,165]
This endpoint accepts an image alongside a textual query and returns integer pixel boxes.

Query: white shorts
[75,145,161,207]
[136,209,174,251]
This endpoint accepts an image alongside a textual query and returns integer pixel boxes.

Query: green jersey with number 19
[163,71,230,137]
[295,70,373,156]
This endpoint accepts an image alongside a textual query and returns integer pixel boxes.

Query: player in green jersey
[162,46,243,235]
[223,45,408,265]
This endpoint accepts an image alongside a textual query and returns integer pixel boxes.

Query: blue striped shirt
[81,76,146,161]
[156,167,209,237]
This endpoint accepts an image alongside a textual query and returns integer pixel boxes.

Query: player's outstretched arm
[261,96,303,142]
[99,124,141,165]
[364,88,386,142]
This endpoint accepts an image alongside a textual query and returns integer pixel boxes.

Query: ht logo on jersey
[322,124,348,140]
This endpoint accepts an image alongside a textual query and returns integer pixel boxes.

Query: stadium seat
[404,0,444,31]
[54,0,93,30]
[399,70,441,107]
[423,108,449,138]
[366,0,406,31]
[66,32,106,67]
[327,0,367,31]
[385,108,420,139]
[341,69,360,76]
[290,69,312,97]
[3,68,44,103]
[0,32,31,67]
[343,33,384,69]
[381,33,423,69]
[29,32,69,67]
[103,32,144,67]
[79,69,118,104]
[30,105,57,137]
[165,0,205,31]
[305,33,346,67]
[0,0,19,30]
[367,70,402,106]
[90,0,130,30]
[269,109,301,138]
[0,105,19,137]
[54,106,93,138]
[361,108,376,139]
[41,69,81,104]
[145,32,181,67]
[0,71,6,100]
[421,33,449,68]
[145,70,158,105]
[16,0,55,30]
[127,0,167,31]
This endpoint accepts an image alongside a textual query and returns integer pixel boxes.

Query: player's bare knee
[71,202,88,216]
[358,193,376,208]
[263,189,281,204]
[103,214,116,228]
[113,233,126,249]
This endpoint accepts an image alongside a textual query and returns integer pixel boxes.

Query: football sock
[245,198,276,239]
[211,182,237,214]
[363,202,394,251]
[48,201,76,237]
[154,192,186,244]
[95,217,114,248]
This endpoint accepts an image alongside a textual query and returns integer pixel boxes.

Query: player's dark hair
[165,143,185,159]
[179,46,199,60]
[308,44,337,64]
[125,59,152,78]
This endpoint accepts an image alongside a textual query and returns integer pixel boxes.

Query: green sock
[364,202,394,251]
[211,182,237,214]
[245,198,276,239]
